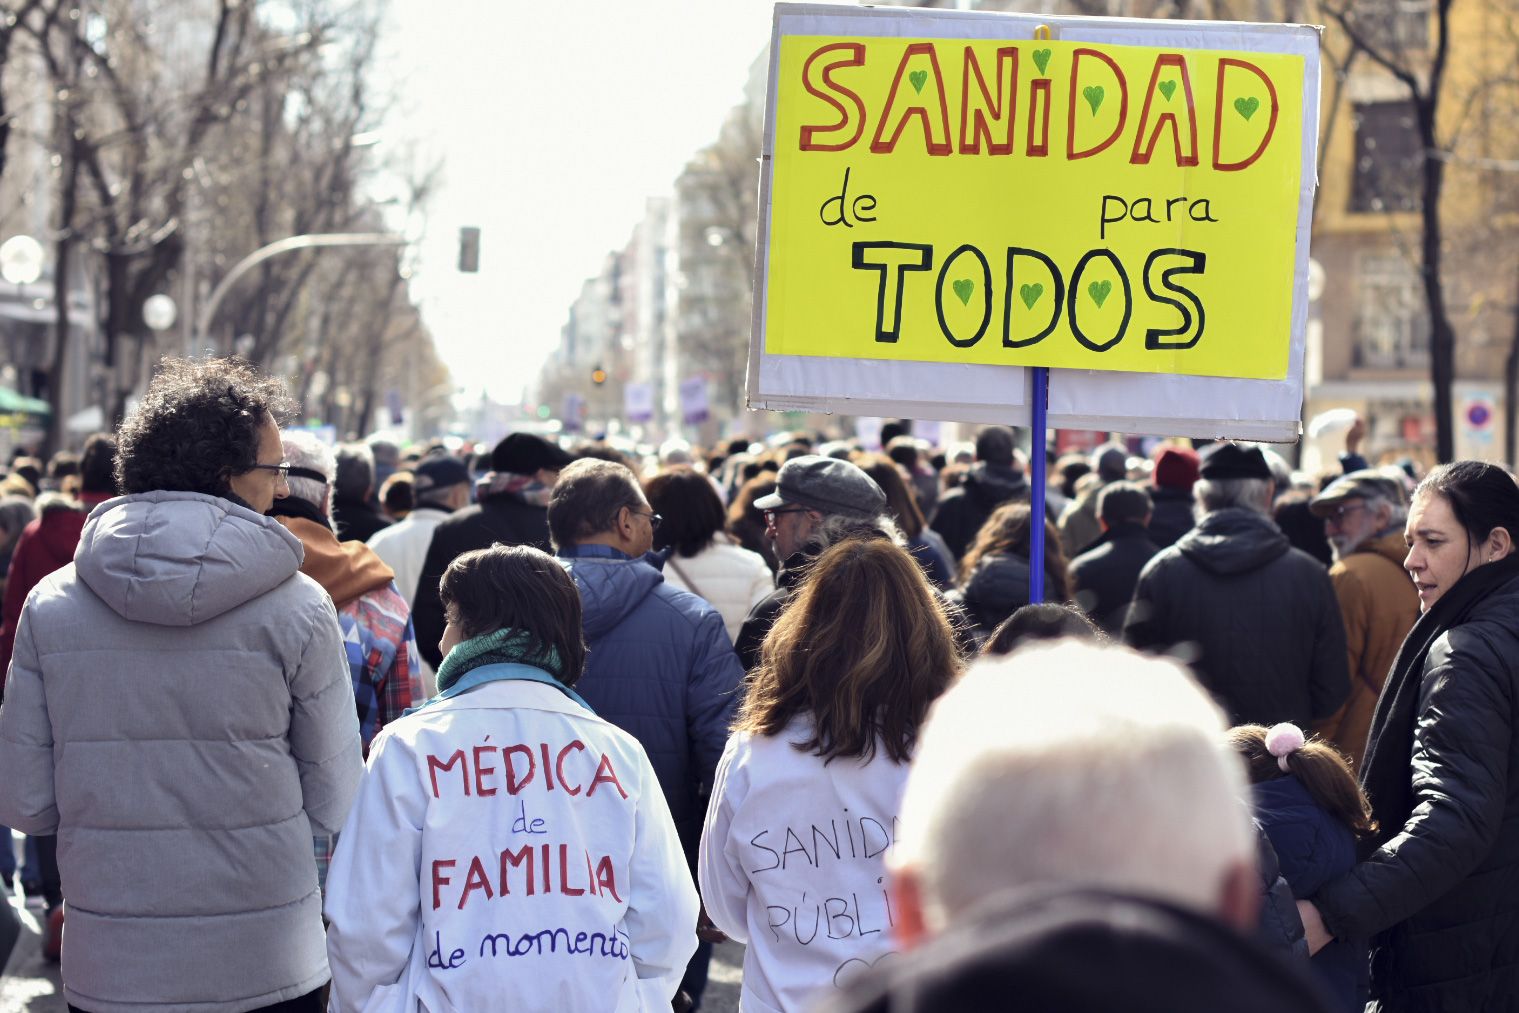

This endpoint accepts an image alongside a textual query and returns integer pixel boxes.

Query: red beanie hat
[1152,447,1201,490]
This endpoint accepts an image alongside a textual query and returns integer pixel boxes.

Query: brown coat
[1312,530,1420,771]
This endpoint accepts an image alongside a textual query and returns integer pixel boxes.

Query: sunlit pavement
[0,904,741,1013]
[0,896,64,1013]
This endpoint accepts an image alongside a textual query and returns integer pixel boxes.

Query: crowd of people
[0,355,1517,1012]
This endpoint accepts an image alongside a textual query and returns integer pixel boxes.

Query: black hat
[491,433,573,476]
[1198,443,1272,482]
[412,455,471,494]
[754,454,887,519]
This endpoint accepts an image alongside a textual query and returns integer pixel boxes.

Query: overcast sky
[380,0,782,404]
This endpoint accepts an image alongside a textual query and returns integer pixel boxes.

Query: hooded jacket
[0,496,86,681]
[557,545,743,841]
[0,492,363,1013]
[1312,530,1419,772]
[1124,508,1350,728]
[928,463,1029,562]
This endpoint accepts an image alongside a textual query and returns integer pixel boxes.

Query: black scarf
[1359,553,1519,855]
[267,495,332,530]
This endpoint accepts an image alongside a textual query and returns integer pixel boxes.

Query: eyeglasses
[763,507,809,526]
[1323,501,1367,523]
[249,462,292,478]
[632,510,663,531]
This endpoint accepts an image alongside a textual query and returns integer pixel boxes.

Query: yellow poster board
[762,34,1305,380]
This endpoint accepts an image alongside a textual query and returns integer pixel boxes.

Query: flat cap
[1310,470,1406,518]
[754,454,887,519]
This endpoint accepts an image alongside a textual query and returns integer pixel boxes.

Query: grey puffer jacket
[0,491,363,1013]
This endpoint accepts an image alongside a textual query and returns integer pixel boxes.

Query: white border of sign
[745,3,1321,441]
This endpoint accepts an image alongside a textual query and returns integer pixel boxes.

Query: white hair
[281,430,336,515]
[893,640,1252,930]
[1193,476,1274,519]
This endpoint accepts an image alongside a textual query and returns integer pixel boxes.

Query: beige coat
[1313,530,1420,771]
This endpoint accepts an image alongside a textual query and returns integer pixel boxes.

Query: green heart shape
[1235,96,1260,121]
[909,70,928,94]
[1032,49,1051,75]
[1019,283,1044,309]
[1083,85,1104,115]
[1158,80,1177,102]
[1088,280,1112,308]
[952,278,975,306]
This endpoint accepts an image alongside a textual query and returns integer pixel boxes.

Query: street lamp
[143,293,177,332]
[0,235,44,286]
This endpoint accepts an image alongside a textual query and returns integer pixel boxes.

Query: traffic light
[458,227,480,273]
[591,365,607,385]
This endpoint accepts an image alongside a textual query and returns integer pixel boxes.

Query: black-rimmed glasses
[1322,501,1367,523]
[633,510,663,531]
[763,507,809,526]
[249,462,293,478]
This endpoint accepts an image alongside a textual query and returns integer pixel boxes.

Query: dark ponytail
[1228,724,1378,841]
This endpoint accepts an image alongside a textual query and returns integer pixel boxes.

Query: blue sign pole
[1029,366,1049,605]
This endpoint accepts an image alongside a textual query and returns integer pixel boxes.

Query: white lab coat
[325,679,698,1013]
[699,718,909,1013]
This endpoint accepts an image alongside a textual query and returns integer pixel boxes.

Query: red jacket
[0,502,87,680]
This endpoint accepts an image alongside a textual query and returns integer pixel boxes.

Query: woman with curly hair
[0,357,362,1013]
[700,538,961,1012]
[949,501,1073,643]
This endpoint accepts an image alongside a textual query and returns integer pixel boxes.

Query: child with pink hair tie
[1229,723,1375,1013]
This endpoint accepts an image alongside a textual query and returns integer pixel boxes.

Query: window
[1352,0,1431,55]
[1351,101,1423,213]
[1352,255,1429,369]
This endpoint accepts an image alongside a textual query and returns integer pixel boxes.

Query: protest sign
[765,37,1303,379]
[747,4,1321,441]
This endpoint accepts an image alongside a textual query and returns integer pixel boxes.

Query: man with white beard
[1308,470,1420,771]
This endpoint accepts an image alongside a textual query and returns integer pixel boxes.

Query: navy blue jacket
[558,544,743,842]
[1254,775,1364,1013]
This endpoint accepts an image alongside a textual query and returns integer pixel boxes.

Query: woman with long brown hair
[949,501,1073,642]
[699,538,961,1012]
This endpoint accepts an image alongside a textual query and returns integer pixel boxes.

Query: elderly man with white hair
[1307,470,1420,771]
[1124,442,1349,730]
[269,430,420,888]
[822,641,1334,1013]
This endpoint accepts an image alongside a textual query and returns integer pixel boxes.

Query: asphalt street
[1,897,743,1013]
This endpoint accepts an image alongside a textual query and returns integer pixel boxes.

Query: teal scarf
[436,628,566,694]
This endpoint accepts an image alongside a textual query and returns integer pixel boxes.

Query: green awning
[0,388,51,416]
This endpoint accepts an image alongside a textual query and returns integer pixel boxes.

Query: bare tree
[1319,0,1459,459]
